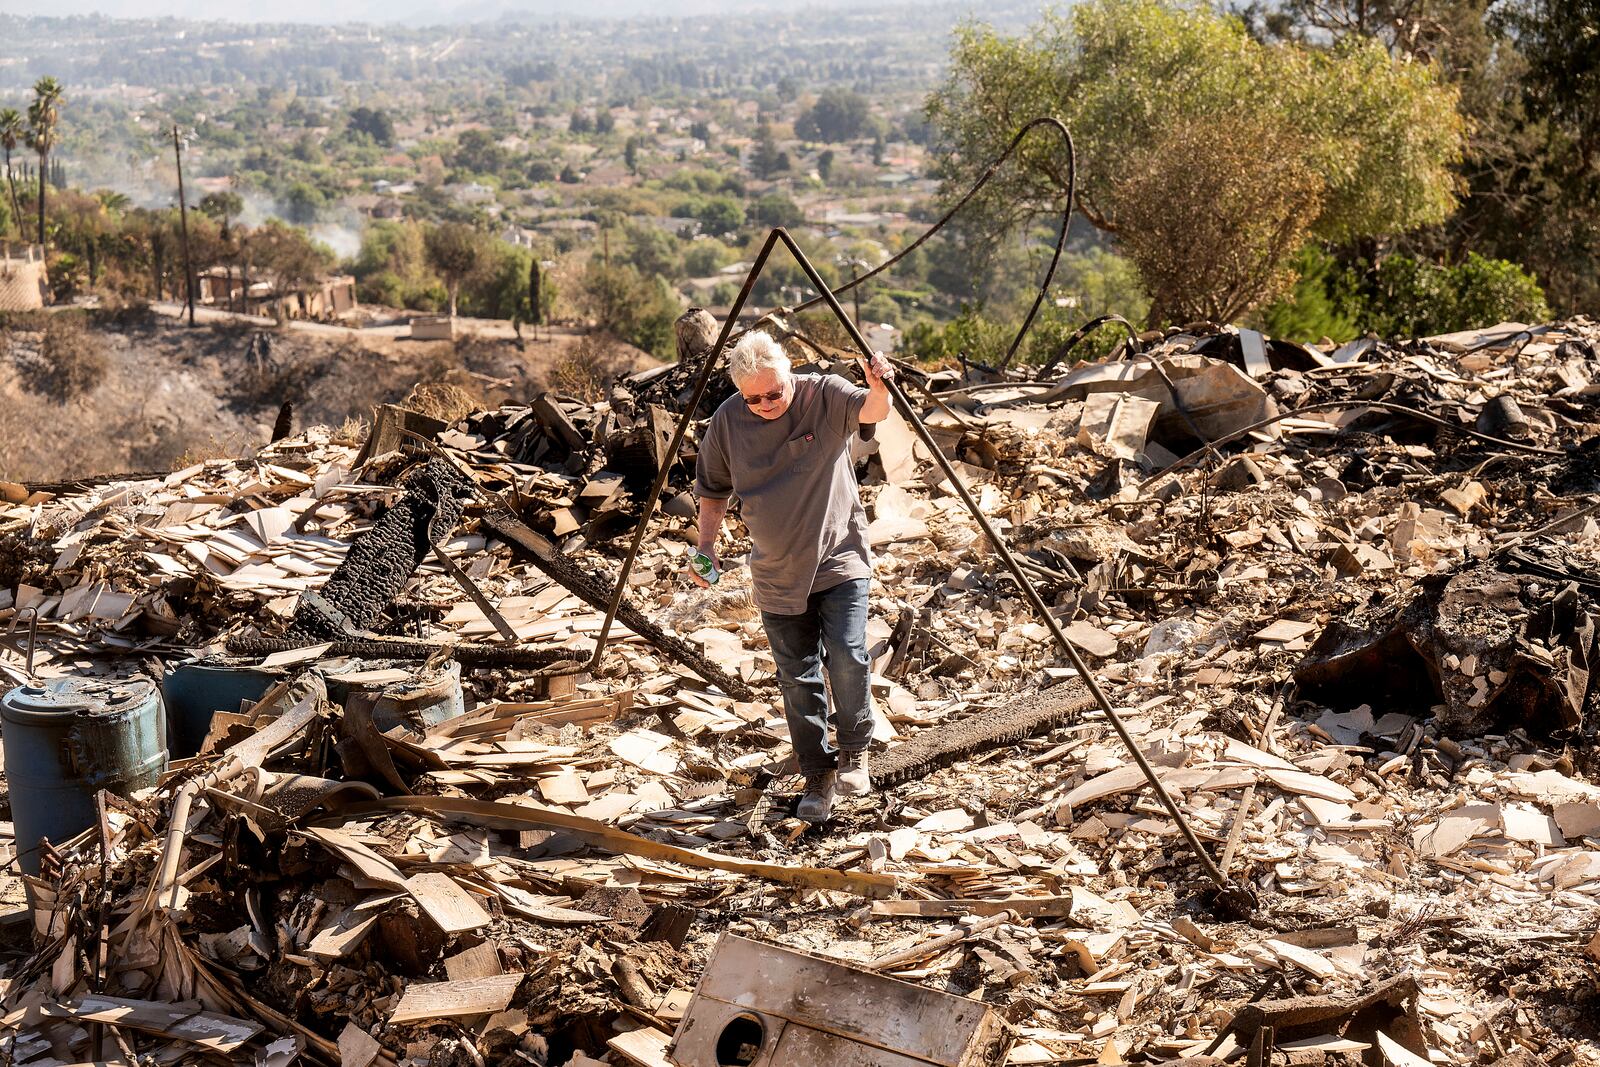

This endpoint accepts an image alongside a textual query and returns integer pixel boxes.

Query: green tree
[463,240,535,321]
[49,189,114,288]
[577,261,680,358]
[424,222,490,317]
[198,190,243,237]
[1256,246,1362,343]
[683,238,732,276]
[750,193,804,228]
[796,88,870,142]
[352,219,441,308]
[694,196,745,237]
[927,0,1464,324]
[347,106,395,147]
[0,108,22,239]
[751,123,784,179]
[1365,252,1549,336]
[816,149,834,183]
[253,219,334,298]
[283,182,325,225]
[28,76,64,249]
[452,129,508,177]
[623,222,679,278]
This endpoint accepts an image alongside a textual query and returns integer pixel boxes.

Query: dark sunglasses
[743,388,785,406]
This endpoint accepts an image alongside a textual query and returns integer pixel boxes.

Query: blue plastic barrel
[161,659,285,758]
[2,677,169,874]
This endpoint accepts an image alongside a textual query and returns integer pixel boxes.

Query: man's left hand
[864,353,895,385]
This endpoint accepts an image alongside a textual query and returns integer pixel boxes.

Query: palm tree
[0,108,22,239]
[28,77,63,250]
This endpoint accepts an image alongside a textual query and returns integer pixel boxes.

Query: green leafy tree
[353,219,442,308]
[1260,248,1548,339]
[49,188,114,288]
[463,240,534,321]
[692,195,746,238]
[347,106,395,147]
[683,238,732,276]
[622,222,679,279]
[796,88,870,142]
[198,190,243,237]
[0,108,22,239]
[926,0,1464,324]
[750,193,804,228]
[283,182,325,225]
[253,219,334,298]
[1366,252,1548,336]
[751,124,784,179]
[424,221,490,317]
[1256,247,1363,343]
[28,76,63,249]
[816,148,834,183]
[578,261,680,358]
[452,129,509,177]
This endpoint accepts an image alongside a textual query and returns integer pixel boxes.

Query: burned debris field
[1,310,1598,1066]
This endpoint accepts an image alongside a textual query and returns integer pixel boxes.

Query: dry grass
[331,414,369,446]
[402,381,480,422]
[548,333,634,403]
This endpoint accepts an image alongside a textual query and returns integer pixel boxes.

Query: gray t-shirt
[695,372,871,615]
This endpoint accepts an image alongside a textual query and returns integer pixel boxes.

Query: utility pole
[850,259,862,325]
[172,124,196,327]
[836,254,864,325]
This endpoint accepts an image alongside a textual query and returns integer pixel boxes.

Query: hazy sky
[0,0,896,21]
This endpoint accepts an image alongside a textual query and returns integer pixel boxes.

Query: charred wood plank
[873,682,1096,788]
[288,459,475,640]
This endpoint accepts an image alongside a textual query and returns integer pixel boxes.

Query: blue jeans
[761,578,873,778]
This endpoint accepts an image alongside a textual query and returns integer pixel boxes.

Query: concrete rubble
[2,314,1600,1065]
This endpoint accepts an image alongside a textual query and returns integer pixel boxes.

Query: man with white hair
[690,332,895,822]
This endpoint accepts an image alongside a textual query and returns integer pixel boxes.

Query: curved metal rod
[1036,313,1140,378]
[790,117,1077,375]
[588,115,1078,673]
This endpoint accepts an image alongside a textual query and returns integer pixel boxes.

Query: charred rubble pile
[1,314,1599,1066]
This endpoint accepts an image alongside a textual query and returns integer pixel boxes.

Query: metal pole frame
[584,123,1256,914]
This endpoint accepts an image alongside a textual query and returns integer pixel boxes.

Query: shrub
[1258,246,1363,343]
[1367,253,1549,337]
[1259,248,1549,340]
